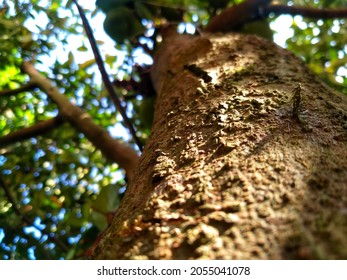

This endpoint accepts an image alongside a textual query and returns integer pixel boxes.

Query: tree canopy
[0,0,346,259]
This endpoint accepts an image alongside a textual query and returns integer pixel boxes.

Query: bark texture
[92,33,347,259]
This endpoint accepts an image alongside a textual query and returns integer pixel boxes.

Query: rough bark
[92,32,347,260]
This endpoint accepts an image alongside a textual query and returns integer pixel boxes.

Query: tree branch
[0,115,64,148]
[265,4,347,19]
[204,0,347,34]
[21,61,140,181]
[0,176,69,253]
[0,82,37,97]
[72,0,143,152]
[204,0,273,32]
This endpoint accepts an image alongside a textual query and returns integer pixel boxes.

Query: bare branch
[72,0,143,152]
[204,0,273,33]
[265,4,347,19]
[204,0,347,34]
[0,115,64,148]
[21,61,140,181]
[0,82,37,97]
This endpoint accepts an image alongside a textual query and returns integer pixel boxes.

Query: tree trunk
[92,32,347,260]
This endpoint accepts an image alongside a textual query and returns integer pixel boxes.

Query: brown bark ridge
[92,32,347,259]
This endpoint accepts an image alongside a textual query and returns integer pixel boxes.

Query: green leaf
[78,58,96,70]
[0,201,12,214]
[92,185,120,213]
[90,211,108,231]
[77,44,88,52]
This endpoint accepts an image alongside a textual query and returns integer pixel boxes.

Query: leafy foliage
[0,0,346,259]
[0,0,123,259]
[284,0,347,93]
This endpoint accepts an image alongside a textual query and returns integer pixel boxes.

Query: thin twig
[72,0,143,152]
[0,82,37,97]
[0,115,64,148]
